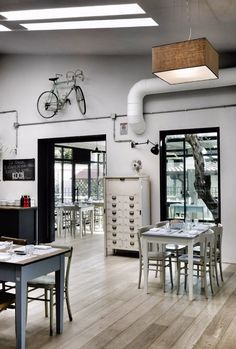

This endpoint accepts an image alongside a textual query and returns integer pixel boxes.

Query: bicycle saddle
[49,77,59,82]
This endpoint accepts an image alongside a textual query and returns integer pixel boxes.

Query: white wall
[0,54,235,262]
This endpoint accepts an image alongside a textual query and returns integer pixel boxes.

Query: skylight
[21,18,158,31]
[0,4,145,20]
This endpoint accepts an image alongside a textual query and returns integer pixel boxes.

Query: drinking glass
[26,244,34,256]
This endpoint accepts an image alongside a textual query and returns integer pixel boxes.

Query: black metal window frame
[160,127,221,223]
[54,145,106,203]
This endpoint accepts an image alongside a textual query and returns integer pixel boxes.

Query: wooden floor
[1,231,236,349]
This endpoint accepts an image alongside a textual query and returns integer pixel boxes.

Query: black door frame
[38,134,106,243]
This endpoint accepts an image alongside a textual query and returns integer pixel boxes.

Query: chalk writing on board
[3,159,35,181]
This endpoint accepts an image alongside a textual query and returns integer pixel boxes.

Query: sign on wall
[3,159,35,181]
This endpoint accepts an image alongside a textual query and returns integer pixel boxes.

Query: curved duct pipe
[127,67,236,134]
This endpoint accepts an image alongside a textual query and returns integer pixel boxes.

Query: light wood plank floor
[1,231,236,349]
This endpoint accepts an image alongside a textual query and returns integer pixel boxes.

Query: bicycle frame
[50,80,75,109]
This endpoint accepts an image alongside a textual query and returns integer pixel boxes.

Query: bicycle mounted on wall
[37,69,86,119]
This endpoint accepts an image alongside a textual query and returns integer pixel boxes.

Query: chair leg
[169,257,173,289]
[49,288,54,336]
[44,289,48,317]
[214,255,220,287]
[162,262,166,293]
[209,265,215,295]
[138,258,142,289]
[177,260,180,295]
[184,264,187,291]
[219,259,224,282]
[65,287,73,322]
[203,267,208,299]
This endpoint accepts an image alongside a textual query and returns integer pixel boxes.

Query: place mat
[0,252,12,262]
[34,245,52,250]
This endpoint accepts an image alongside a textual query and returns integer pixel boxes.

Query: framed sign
[3,159,35,181]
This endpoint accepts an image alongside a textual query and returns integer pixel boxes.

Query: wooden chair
[193,224,223,286]
[0,291,15,312]
[0,236,27,245]
[138,224,173,292]
[211,224,224,286]
[27,245,73,336]
[165,220,186,266]
[177,230,215,298]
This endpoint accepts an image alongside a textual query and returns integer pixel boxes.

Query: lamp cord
[186,0,192,40]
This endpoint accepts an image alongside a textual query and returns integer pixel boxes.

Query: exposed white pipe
[127,67,236,134]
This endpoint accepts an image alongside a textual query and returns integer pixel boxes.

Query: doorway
[38,134,106,243]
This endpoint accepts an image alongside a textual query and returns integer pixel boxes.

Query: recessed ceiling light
[0,4,145,20]
[0,24,11,31]
[21,18,158,30]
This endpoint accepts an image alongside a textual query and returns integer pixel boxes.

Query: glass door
[161,128,220,223]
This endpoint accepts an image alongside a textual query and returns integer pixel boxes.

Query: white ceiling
[0,0,236,67]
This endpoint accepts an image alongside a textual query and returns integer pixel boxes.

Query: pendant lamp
[152,38,219,84]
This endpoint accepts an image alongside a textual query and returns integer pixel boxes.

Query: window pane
[63,148,73,160]
[166,136,184,219]
[90,163,104,200]
[75,164,89,201]
[54,146,62,159]
[54,161,62,204]
[91,152,98,162]
[63,163,72,203]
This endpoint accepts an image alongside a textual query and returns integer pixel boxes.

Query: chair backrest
[169,219,183,229]
[137,224,156,256]
[155,221,168,228]
[0,236,27,245]
[211,224,223,255]
[50,245,73,288]
[200,230,215,263]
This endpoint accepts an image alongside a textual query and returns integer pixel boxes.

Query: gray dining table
[0,246,68,349]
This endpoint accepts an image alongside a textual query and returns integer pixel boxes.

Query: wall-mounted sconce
[130,139,159,155]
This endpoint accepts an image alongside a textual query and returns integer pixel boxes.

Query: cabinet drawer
[107,231,124,239]
[106,208,123,218]
[123,239,139,250]
[123,217,141,226]
[106,179,139,195]
[123,226,138,234]
[123,202,140,210]
[106,216,123,225]
[107,239,123,249]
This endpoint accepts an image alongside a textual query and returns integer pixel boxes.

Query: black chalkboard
[3,159,35,181]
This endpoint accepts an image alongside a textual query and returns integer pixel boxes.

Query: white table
[0,246,68,349]
[142,226,209,300]
[56,204,94,237]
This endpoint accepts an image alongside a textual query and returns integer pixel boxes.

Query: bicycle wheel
[37,91,59,119]
[75,86,86,115]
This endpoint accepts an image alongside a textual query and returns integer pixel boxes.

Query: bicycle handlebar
[49,69,84,85]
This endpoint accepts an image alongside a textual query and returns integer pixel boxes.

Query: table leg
[15,269,27,349]
[55,255,65,334]
[91,208,94,235]
[188,241,194,301]
[80,210,83,238]
[143,238,149,293]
